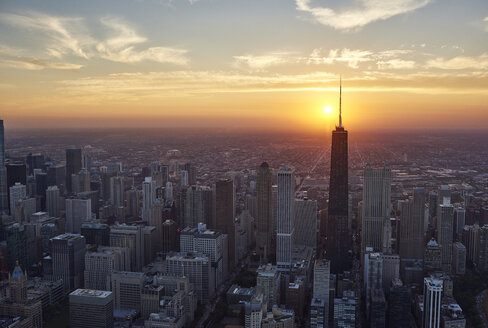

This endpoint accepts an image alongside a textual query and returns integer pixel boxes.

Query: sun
[323,105,333,114]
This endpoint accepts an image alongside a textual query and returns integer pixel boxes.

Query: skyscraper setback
[326,80,350,274]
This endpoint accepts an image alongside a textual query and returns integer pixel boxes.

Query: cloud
[484,16,488,32]
[296,0,432,31]
[377,59,415,69]
[96,17,188,65]
[307,48,414,69]
[0,44,82,70]
[0,12,189,66]
[0,12,93,58]
[233,52,298,70]
[426,54,488,70]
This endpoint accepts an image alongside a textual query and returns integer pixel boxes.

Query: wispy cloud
[0,12,189,66]
[377,59,415,69]
[426,53,488,70]
[96,17,189,65]
[233,52,298,70]
[0,12,92,58]
[0,44,83,70]
[484,16,488,32]
[296,0,432,31]
[307,48,414,69]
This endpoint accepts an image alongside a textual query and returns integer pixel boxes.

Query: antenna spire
[339,76,342,128]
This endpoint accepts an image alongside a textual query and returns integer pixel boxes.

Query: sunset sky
[0,0,487,131]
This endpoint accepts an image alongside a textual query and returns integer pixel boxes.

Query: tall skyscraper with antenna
[326,79,350,273]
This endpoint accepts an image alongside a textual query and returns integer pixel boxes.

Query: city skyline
[0,0,487,131]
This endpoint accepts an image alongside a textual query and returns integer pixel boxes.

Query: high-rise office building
[0,120,7,214]
[69,289,114,328]
[294,198,317,249]
[327,80,350,273]
[180,170,189,187]
[84,247,130,291]
[333,290,356,328]
[46,185,61,217]
[6,224,28,271]
[310,297,326,328]
[423,276,443,328]
[111,271,144,311]
[180,224,223,289]
[312,259,330,324]
[183,185,213,228]
[452,242,466,275]
[361,163,391,253]
[9,182,26,216]
[162,219,178,256]
[109,224,144,272]
[66,148,82,193]
[424,239,442,273]
[109,176,124,208]
[256,264,280,310]
[142,177,156,222]
[78,169,91,193]
[454,207,466,240]
[51,234,86,292]
[81,223,110,246]
[389,279,412,328]
[165,252,215,302]
[184,162,197,185]
[369,288,386,328]
[215,178,235,268]
[66,197,92,234]
[276,167,295,271]
[256,162,273,262]
[6,162,27,190]
[399,188,426,260]
[438,199,454,272]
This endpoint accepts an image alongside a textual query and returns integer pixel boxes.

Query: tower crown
[12,260,24,279]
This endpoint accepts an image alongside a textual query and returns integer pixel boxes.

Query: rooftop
[70,289,112,298]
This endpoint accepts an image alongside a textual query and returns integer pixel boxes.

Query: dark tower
[256,162,273,262]
[66,148,82,193]
[326,79,350,273]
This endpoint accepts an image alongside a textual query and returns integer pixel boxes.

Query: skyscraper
[0,120,7,214]
[327,80,350,274]
[256,162,273,262]
[66,197,92,234]
[423,276,443,328]
[438,199,454,272]
[51,234,86,292]
[312,259,330,325]
[215,178,235,268]
[9,182,26,216]
[399,188,426,260]
[109,224,144,272]
[361,163,391,253]
[66,148,82,193]
[46,185,61,217]
[69,289,114,328]
[276,167,295,271]
[142,177,156,222]
[294,198,318,248]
